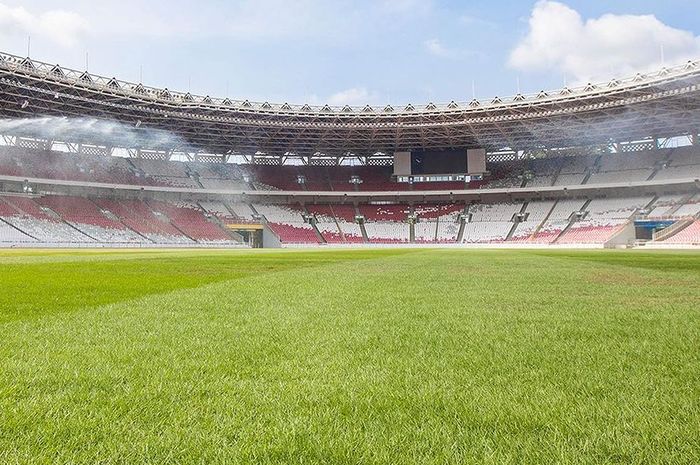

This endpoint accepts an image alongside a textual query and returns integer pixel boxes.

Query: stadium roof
[2,51,700,157]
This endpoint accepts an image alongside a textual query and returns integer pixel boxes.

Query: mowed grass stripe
[0,249,698,464]
[0,248,418,323]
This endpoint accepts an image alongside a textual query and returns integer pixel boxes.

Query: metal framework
[2,50,700,158]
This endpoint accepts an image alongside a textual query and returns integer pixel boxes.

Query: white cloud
[423,38,475,60]
[509,1,700,83]
[326,87,378,106]
[0,2,89,47]
[424,39,451,58]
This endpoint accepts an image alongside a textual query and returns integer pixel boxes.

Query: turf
[0,248,698,464]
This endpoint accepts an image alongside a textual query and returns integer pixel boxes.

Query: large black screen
[411,149,467,175]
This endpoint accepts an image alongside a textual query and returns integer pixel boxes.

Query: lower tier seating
[663,221,700,244]
[462,222,512,243]
[364,222,409,243]
[254,204,319,244]
[3,216,95,243]
[414,221,437,243]
[267,223,319,244]
[0,220,36,243]
[93,199,193,243]
[147,201,234,243]
[0,195,238,245]
[558,221,627,244]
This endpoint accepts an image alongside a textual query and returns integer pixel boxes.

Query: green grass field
[0,248,699,464]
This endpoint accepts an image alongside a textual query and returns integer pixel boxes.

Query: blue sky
[2,0,700,106]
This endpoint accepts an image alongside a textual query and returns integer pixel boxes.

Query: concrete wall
[262,225,282,248]
[605,222,636,248]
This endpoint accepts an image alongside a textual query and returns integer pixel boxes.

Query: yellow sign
[226,223,264,230]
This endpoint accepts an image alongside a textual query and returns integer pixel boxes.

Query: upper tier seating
[597,150,659,171]
[552,155,597,186]
[198,177,248,190]
[554,173,587,186]
[131,159,201,188]
[525,158,560,187]
[2,144,698,196]
[585,148,658,185]
[0,146,162,186]
[249,166,303,191]
[526,175,555,187]
[301,167,333,191]
[187,162,249,190]
[587,169,653,184]
[666,146,700,166]
[348,166,399,191]
[653,147,700,181]
[653,165,700,181]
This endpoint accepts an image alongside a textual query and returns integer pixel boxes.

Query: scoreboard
[393,149,486,176]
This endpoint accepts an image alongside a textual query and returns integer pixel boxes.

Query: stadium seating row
[0,195,237,245]
[0,192,698,246]
[2,145,697,193]
[255,193,700,245]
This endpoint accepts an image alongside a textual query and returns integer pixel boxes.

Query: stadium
[0,51,700,248]
[0,1,699,463]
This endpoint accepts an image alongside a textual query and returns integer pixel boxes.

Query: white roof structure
[1,51,700,156]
